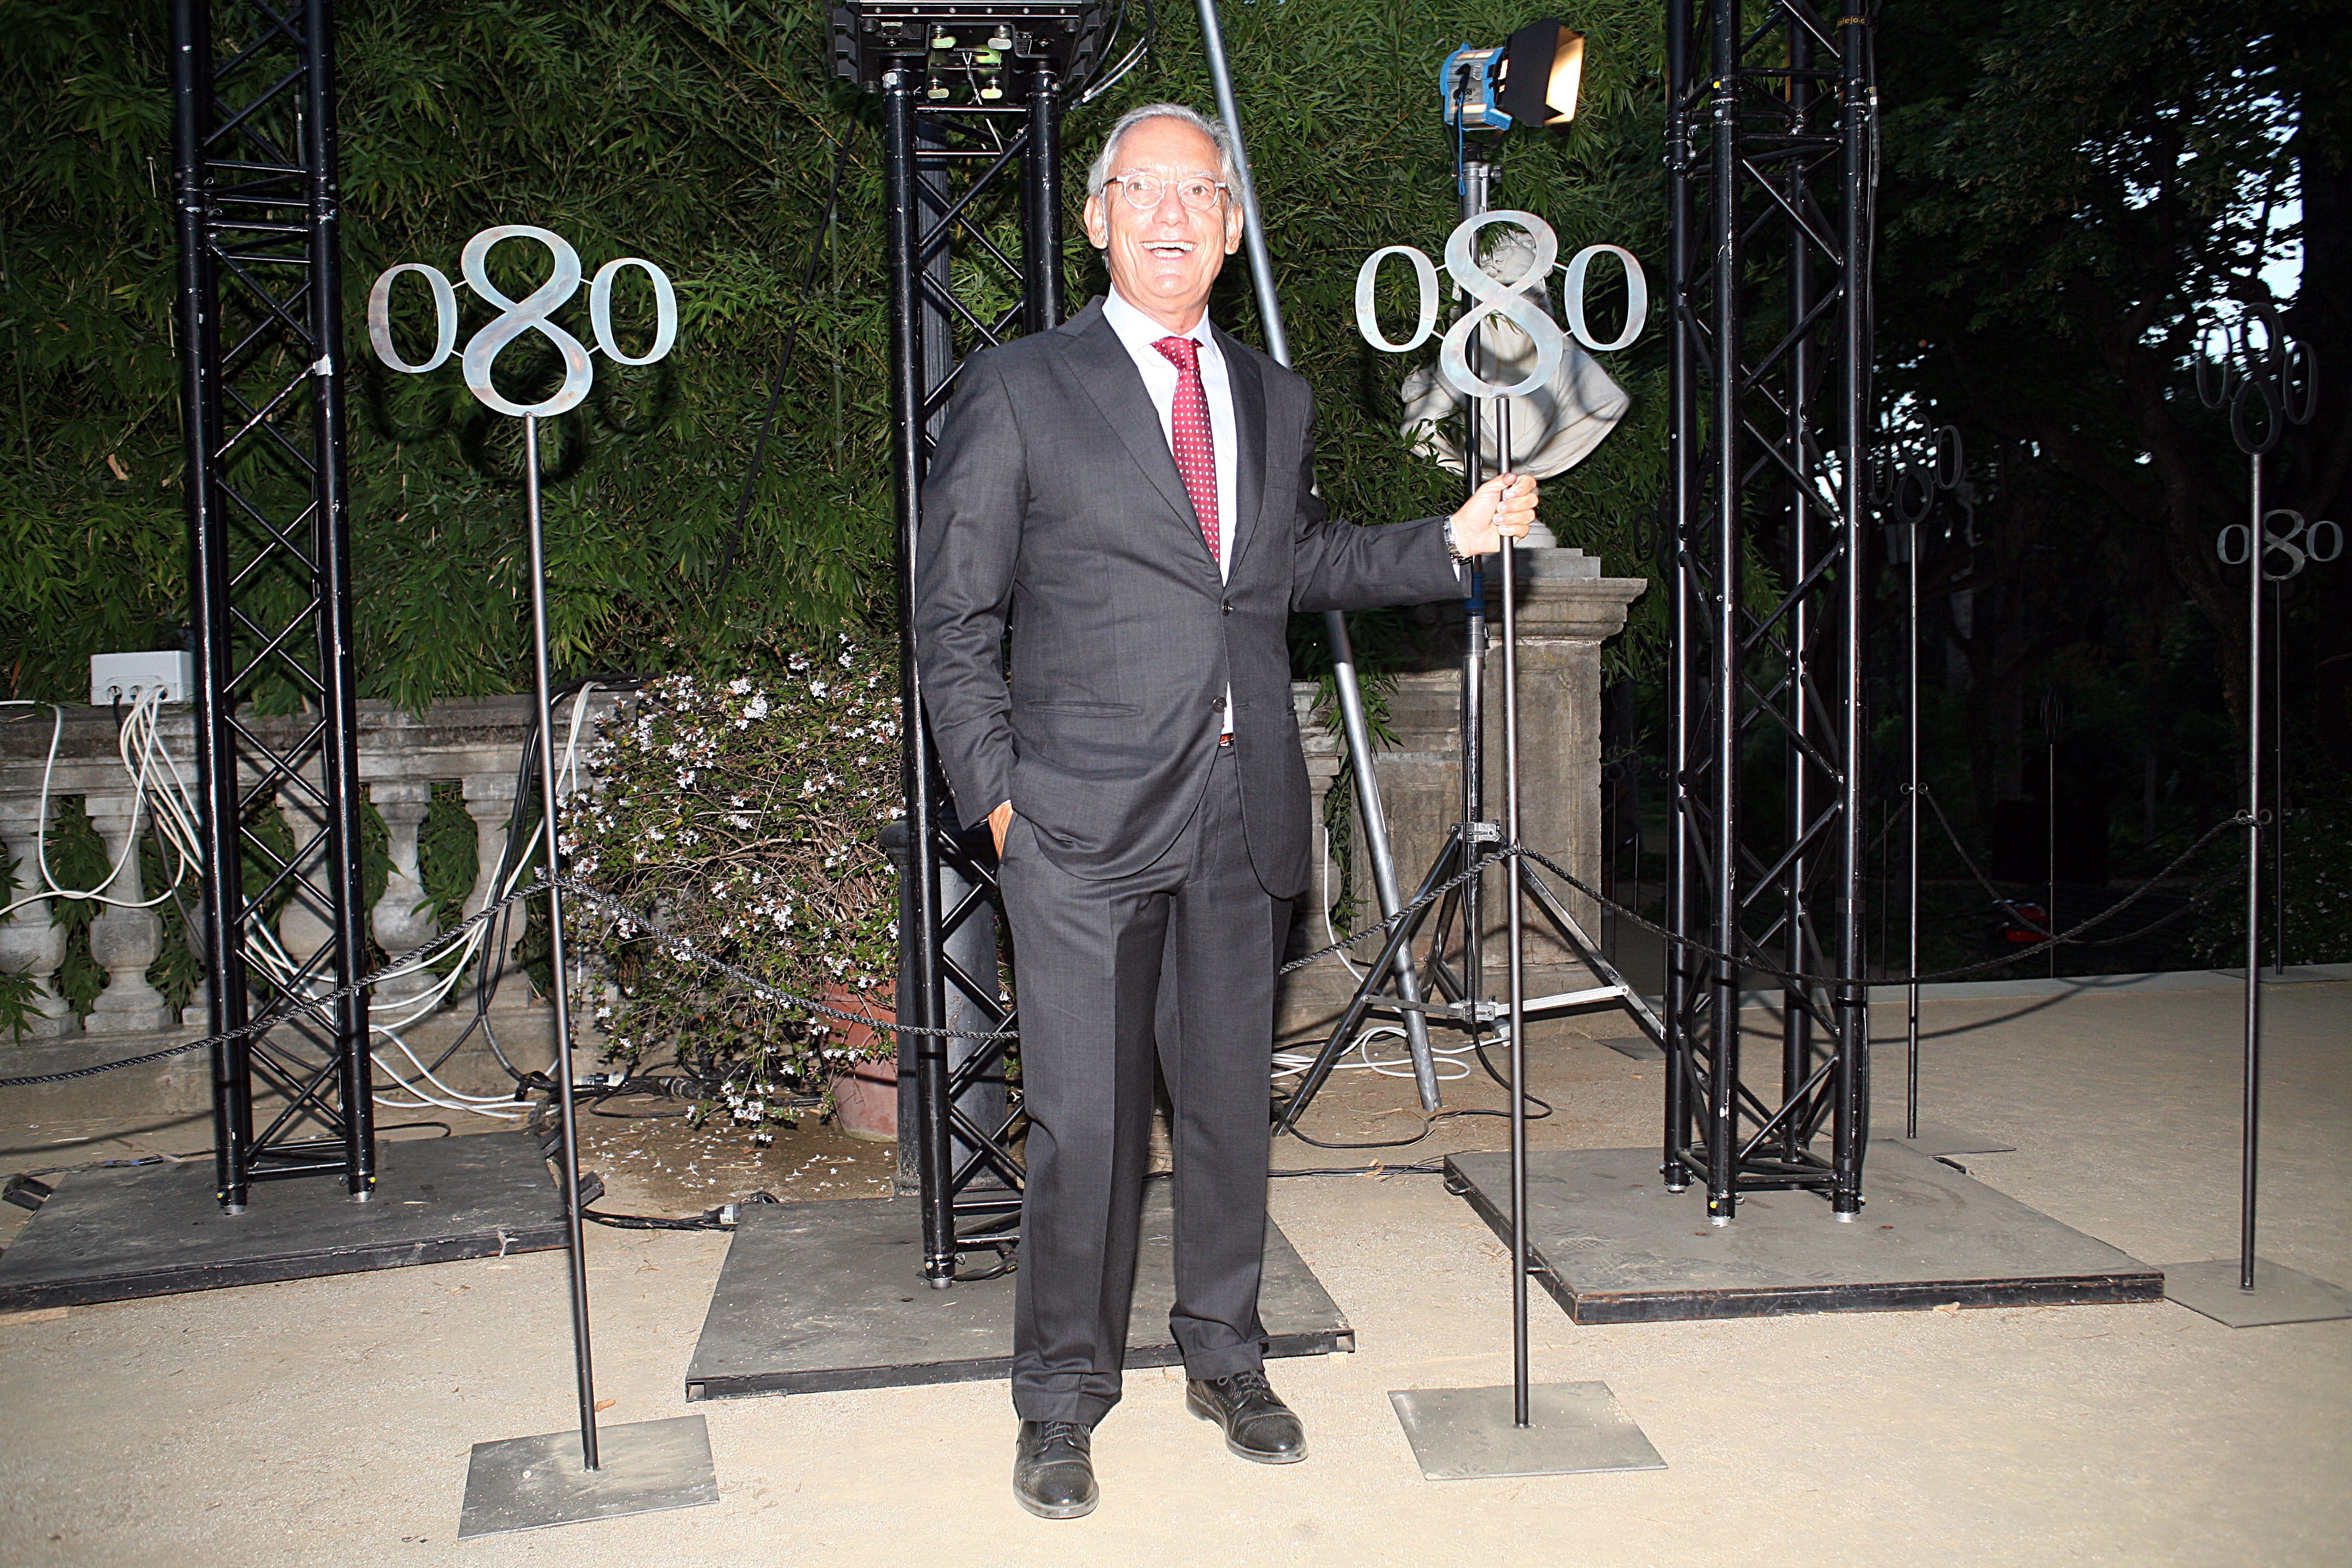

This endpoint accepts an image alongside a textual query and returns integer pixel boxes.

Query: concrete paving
[1,976,2346,1566]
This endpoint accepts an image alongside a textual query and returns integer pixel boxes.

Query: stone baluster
[370,780,439,1003]
[0,793,76,1038]
[81,790,171,1035]
[463,772,529,979]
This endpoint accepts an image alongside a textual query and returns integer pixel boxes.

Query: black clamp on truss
[170,0,374,1211]
[1662,2,1879,1222]
[848,4,1109,1283]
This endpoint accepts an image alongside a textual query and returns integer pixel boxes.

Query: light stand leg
[457,413,717,1535]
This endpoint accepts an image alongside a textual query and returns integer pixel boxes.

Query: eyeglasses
[1103,172,1228,212]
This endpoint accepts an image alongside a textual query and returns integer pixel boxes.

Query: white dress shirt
[1101,287,1239,583]
[1102,286,1241,731]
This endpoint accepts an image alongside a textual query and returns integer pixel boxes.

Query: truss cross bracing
[171,0,374,1209]
[1662,1,1879,1222]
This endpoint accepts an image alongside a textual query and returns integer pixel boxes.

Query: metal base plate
[0,1133,565,1311]
[2160,1258,2352,1327]
[684,1183,1350,1399]
[1389,1383,1666,1480]
[457,1415,717,1539]
[1445,1143,2162,1323]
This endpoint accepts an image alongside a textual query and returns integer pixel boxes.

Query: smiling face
[1082,115,1244,334]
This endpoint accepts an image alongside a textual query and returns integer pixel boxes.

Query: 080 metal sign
[366,225,677,418]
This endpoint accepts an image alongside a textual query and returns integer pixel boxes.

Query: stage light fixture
[830,3,1110,105]
[1441,19,1585,131]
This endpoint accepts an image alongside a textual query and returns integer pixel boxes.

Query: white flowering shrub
[563,636,902,1127]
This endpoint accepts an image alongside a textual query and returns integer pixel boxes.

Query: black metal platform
[685,1183,1351,1400]
[0,1133,565,1311]
[1445,1143,2164,1324]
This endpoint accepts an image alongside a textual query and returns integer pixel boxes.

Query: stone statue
[1399,228,1629,545]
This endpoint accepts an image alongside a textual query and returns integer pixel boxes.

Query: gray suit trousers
[996,744,1284,1425]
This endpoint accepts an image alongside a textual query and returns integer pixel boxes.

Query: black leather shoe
[1186,1369,1307,1463]
[1013,1419,1098,1519]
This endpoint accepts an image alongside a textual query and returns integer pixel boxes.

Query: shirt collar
[1103,286,1215,356]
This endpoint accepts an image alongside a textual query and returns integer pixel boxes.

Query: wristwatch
[1444,517,1469,564]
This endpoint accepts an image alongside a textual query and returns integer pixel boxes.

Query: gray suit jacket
[913,298,1462,899]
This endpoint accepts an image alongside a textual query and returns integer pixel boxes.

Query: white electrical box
[90,650,195,707]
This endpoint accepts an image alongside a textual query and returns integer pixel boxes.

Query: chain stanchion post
[2157,304,2350,1328]
[2241,451,2264,1292]
[1496,416,1531,1428]
[523,414,599,1471]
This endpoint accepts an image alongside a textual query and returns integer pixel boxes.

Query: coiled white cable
[2,685,604,1118]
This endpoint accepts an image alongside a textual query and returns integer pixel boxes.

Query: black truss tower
[868,38,1083,1283]
[172,0,374,1209]
[1662,2,1878,1222]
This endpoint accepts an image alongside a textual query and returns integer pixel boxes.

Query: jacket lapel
[1217,324,1269,573]
[1054,302,1216,571]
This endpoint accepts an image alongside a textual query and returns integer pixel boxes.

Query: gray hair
[1084,103,1241,202]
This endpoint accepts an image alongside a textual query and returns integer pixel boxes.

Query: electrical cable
[1075,0,1156,107]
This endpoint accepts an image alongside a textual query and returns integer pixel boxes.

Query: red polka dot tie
[1154,335,1219,560]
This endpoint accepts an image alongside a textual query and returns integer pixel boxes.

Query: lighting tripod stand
[1273,150,1660,1144]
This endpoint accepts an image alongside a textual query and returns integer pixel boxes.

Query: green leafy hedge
[2,0,1670,707]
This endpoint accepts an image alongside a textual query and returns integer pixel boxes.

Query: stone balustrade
[0,694,619,1055]
[4,550,1638,1084]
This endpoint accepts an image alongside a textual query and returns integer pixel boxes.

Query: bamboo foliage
[1,0,1670,705]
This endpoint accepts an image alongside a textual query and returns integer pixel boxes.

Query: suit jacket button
[1212,696,1227,711]
[1222,598,1233,616]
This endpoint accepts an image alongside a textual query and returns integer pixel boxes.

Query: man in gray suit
[915,103,1537,1518]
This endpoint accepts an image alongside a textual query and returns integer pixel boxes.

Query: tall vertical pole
[1904,499,1921,1140]
[173,0,253,1214]
[2241,452,2264,1291]
[1780,24,1817,1164]
[1496,415,1530,1429]
[1705,0,1744,1225]
[524,414,599,1469]
[1830,10,1874,1217]
[1660,0,1696,1193]
[881,71,955,1286]
[1023,64,1065,334]
[1196,0,1440,1109]
[304,0,375,1198]
[1459,155,1492,1040]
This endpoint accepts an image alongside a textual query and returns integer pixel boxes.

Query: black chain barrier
[0,811,2255,1089]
